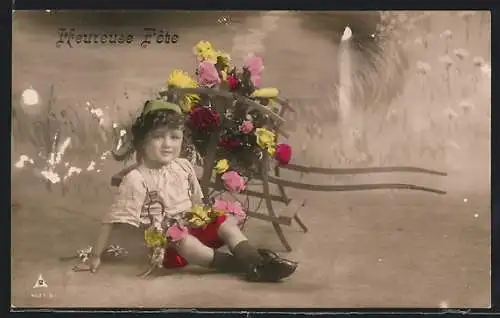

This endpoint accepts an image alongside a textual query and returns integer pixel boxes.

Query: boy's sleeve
[103,170,146,228]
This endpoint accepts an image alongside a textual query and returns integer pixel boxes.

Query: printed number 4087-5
[31,292,55,299]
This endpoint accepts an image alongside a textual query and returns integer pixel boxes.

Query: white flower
[86,161,96,171]
[77,246,93,262]
[105,245,128,257]
[14,155,34,168]
[55,137,71,165]
[453,48,469,60]
[439,55,454,68]
[41,170,61,184]
[90,108,104,118]
[63,166,82,181]
[440,30,453,39]
[100,151,111,160]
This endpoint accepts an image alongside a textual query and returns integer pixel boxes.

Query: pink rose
[197,61,221,87]
[245,55,264,75]
[221,171,246,193]
[227,201,246,224]
[166,225,189,242]
[239,120,254,134]
[245,55,264,87]
[212,198,229,212]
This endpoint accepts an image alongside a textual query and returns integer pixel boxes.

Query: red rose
[218,137,242,149]
[274,143,292,165]
[227,75,240,90]
[188,106,221,132]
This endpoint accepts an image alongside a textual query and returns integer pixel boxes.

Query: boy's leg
[172,233,240,272]
[173,234,215,268]
[216,216,298,282]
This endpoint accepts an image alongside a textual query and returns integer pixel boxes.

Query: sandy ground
[11,11,491,308]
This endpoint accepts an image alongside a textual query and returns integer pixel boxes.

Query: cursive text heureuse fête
[56,28,180,48]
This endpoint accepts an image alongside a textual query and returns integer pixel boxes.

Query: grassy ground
[11,11,490,308]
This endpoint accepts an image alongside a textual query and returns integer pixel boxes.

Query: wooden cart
[111,87,447,252]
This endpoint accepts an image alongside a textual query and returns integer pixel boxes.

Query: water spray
[338,26,357,155]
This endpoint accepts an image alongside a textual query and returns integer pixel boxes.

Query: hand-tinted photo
[11,10,491,308]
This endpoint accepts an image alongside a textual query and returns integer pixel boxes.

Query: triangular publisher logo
[33,274,48,289]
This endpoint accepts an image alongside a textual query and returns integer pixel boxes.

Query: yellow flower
[267,144,276,157]
[144,228,167,248]
[193,40,214,56]
[193,41,219,62]
[250,87,279,99]
[255,128,276,151]
[167,69,198,88]
[166,69,200,112]
[210,208,225,217]
[214,159,229,174]
[189,204,212,227]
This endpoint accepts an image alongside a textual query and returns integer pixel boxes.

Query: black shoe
[246,249,298,282]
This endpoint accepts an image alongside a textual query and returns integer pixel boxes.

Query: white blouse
[102,158,204,228]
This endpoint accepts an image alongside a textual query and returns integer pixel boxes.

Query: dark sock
[230,240,263,266]
[210,250,243,273]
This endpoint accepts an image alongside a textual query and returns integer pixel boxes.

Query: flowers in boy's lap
[189,204,220,228]
[212,198,246,224]
[144,227,167,248]
[166,225,189,242]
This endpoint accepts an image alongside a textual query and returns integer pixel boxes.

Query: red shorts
[162,214,227,268]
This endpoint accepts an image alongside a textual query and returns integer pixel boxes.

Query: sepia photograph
[11,10,490,308]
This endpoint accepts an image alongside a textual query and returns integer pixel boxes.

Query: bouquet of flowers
[162,40,294,195]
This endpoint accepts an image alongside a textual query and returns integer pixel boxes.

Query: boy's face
[143,126,184,165]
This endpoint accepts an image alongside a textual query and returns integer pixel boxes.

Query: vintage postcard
[11,10,491,308]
